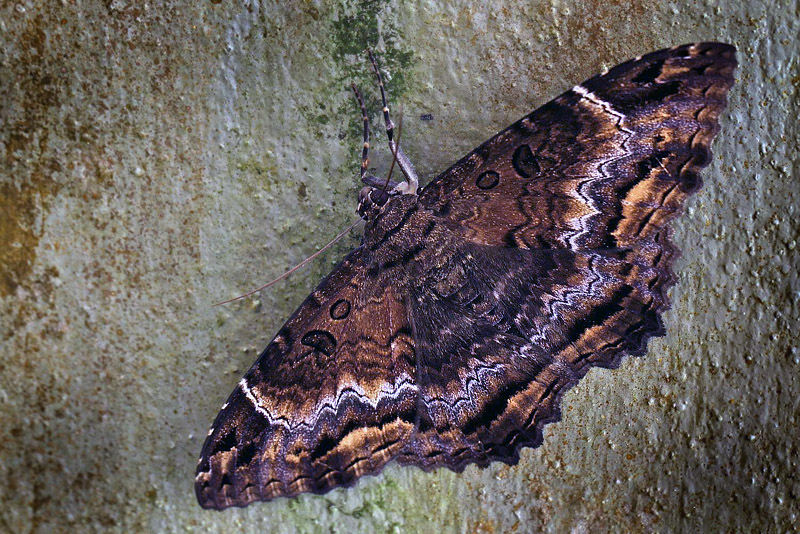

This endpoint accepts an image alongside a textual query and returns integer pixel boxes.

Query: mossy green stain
[300,0,416,146]
[236,157,284,195]
[332,1,415,139]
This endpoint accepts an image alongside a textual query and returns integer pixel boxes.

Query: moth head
[357,174,414,220]
[357,185,391,220]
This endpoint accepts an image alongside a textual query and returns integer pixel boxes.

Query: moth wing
[402,43,736,468]
[195,249,417,509]
[400,242,673,468]
[419,42,737,251]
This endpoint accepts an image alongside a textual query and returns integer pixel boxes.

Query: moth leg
[350,83,371,182]
[367,49,419,195]
[351,82,403,191]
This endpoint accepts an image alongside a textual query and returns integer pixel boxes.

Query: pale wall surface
[1,1,797,533]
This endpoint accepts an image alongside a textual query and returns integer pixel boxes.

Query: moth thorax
[357,186,390,220]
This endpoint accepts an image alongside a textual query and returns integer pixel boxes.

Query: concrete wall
[1,1,797,532]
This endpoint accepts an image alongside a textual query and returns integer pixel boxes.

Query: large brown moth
[196,43,737,509]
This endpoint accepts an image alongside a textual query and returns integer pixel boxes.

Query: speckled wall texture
[1,1,797,533]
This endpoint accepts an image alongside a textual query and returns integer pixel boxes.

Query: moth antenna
[216,76,394,308]
[213,219,362,307]
[367,49,419,194]
[350,83,370,181]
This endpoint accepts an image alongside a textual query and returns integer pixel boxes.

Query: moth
[196,43,737,509]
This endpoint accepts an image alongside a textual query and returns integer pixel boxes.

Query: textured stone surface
[0,1,797,533]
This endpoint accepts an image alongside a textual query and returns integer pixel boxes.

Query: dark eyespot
[512,144,540,178]
[301,330,337,356]
[330,299,351,320]
[476,170,499,190]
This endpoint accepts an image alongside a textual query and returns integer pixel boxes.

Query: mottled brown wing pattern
[420,42,737,251]
[401,42,736,469]
[195,249,418,509]
[398,240,675,469]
